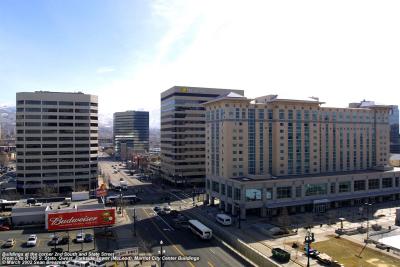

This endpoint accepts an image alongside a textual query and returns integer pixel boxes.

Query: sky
[1,0,400,128]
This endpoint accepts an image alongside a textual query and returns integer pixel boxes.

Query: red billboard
[47,209,115,231]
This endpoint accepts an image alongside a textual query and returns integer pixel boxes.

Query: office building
[161,86,244,185]
[204,94,400,218]
[113,111,149,160]
[16,91,98,195]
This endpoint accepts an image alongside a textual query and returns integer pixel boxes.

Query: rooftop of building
[229,167,400,183]
[12,198,100,210]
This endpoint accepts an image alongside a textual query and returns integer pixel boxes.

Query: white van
[216,214,232,226]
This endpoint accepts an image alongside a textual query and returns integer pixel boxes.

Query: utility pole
[133,208,137,237]
[365,202,372,241]
[304,227,315,267]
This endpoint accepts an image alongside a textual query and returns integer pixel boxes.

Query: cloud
[96,66,116,74]
[95,0,400,128]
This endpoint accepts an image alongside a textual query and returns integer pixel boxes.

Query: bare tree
[0,151,9,168]
[37,186,58,198]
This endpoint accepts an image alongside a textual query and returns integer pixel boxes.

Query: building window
[277,186,292,199]
[206,179,210,189]
[212,181,220,192]
[368,179,380,190]
[295,186,302,198]
[330,183,336,194]
[234,188,241,201]
[382,178,393,188]
[279,109,285,120]
[304,183,327,196]
[245,188,262,201]
[354,180,366,191]
[227,186,232,198]
[221,184,226,195]
[338,181,351,193]
[266,188,273,199]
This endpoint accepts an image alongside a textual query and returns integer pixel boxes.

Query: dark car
[27,198,37,205]
[48,236,60,246]
[59,236,69,245]
[0,225,10,231]
[170,210,181,217]
[84,233,93,242]
[153,206,162,213]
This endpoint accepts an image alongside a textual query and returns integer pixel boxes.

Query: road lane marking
[155,214,175,231]
[207,261,216,267]
[142,208,195,267]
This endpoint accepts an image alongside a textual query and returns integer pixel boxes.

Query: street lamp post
[133,208,137,237]
[158,240,166,267]
[364,202,373,241]
[304,227,315,267]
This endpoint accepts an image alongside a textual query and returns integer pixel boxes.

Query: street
[99,156,254,267]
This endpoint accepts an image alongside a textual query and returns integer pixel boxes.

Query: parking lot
[0,228,96,252]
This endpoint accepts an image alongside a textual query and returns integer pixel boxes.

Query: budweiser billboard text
[47,209,115,231]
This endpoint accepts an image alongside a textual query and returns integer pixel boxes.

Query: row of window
[207,177,399,200]
[18,171,97,178]
[17,107,97,113]
[18,165,96,170]
[17,136,98,142]
[16,115,97,120]
[17,122,98,127]
[17,100,97,106]
[17,129,97,134]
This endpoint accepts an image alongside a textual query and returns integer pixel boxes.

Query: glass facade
[245,188,262,201]
[304,183,327,196]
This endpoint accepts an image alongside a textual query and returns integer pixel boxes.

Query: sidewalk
[186,205,320,267]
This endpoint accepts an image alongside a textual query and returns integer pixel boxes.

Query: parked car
[75,232,84,243]
[48,236,60,246]
[272,247,291,262]
[59,236,69,245]
[153,206,162,213]
[0,225,10,231]
[162,205,172,214]
[27,198,37,204]
[3,238,16,248]
[84,233,93,242]
[26,235,38,247]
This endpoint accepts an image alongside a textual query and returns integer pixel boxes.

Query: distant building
[160,86,244,186]
[16,91,98,195]
[205,94,399,218]
[113,111,149,160]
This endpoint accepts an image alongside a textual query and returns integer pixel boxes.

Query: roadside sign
[96,189,108,197]
[114,247,139,257]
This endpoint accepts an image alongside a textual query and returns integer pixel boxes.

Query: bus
[106,195,141,205]
[188,220,212,239]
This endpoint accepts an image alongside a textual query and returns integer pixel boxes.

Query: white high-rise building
[16,91,98,195]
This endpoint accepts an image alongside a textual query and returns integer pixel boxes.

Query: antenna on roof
[309,96,319,101]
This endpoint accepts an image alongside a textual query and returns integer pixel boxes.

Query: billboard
[47,209,115,231]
